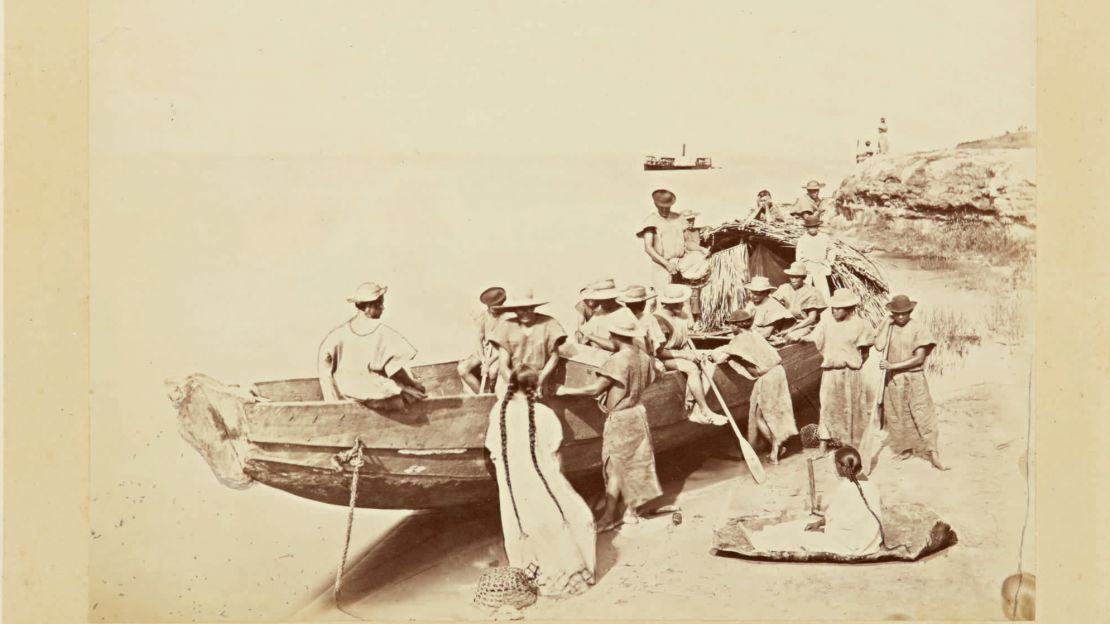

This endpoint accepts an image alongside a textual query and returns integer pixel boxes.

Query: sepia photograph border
[4,0,1108,622]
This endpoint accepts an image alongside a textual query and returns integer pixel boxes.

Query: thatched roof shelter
[691,219,890,331]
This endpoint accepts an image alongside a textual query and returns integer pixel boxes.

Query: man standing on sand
[791,180,828,221]
[636,189,690,293]
[318,282,427,409]
[870,294,949,471]
[556,319,677,531]
[877,117,890,155]
[795,213,837,302]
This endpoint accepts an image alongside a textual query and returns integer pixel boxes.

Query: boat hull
[169,343,822,510]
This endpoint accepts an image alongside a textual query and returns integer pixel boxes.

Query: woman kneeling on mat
[749,446,884,556]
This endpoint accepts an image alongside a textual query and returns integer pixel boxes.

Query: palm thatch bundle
[695,219,890,331]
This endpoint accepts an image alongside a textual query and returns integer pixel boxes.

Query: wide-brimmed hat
[347,282,388,303]
[681,210,700,220]
[803,214,823,228]
[657,284,692,304]
[652,189,677,208]
[745,276,776,292]
[726,308,754,324]
[802,180,825,191]
[479,287,507,306]
[828,288,861,308]
[580,278,616,298]
[583,287,622,301]
[609,318,646,338]
[783,262,808,277]
[886,294,918,313]
[618,285,655,304]
[498,290,548,310]
[757,189,772,198]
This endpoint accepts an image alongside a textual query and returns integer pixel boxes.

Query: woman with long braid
[484,365,596,597]
[748,446,885,556]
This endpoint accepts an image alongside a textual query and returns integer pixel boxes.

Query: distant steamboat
[644,144,714,171]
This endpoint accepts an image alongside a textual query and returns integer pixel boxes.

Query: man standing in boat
[318,282,427,408]
[488,291,568,398]
[457,286,508,394]
[637,189,691,294]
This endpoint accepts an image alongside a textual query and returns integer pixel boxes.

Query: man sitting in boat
[774,262,827,342]
[317,282,427,409]
[457,286,509,394]
[488,291,568,398]
[653,285,727,426]
[791,180,828,222]
[577,286,642,353]
[751,189,789,223]
[574,278,615,344]
[617,285,667,361]
[555,318,677,531]
[795,214,836,302]
[744,276,795,343]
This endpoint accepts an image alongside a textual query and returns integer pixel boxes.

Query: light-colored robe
[319,320,417,401]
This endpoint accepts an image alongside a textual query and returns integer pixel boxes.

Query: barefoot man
[872,294,949,471]
[556,318,676,531]
[653,284,727,426]
[708,308,798,464]
[318,282,427,409]
[801,288,875,451]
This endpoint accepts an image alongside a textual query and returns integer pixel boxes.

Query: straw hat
[828,288,861,308]
[745,276,776,292]
[803,180,825,191]
[726,308,754,324]
[886,294,917,313]
[803,214,822,228]
[652,189,677,208]
[618,285,655,304]
[783,262,808,277]
[347,282,388,303]
[479,287,507,307]
[583,287,622,301]
[657,284,692,304]
[498,290,548,310]
[681,210,700,221]
[609,318,646,338]
[580,278,616,299]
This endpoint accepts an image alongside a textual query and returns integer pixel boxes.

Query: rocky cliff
[835,147,1035,226]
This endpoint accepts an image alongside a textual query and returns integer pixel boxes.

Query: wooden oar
[859,322,895,474]
[686,340,766,484]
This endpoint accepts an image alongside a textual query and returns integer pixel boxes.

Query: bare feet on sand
[929,451,951,471]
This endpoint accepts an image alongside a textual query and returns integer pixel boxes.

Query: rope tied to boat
[333,439,366,619]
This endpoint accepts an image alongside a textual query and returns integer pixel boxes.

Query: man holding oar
[869,294,949,471]
[708,309,799,464]
[653,284,727,426]
[457,286,509,394]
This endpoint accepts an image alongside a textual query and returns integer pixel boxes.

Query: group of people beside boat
[314,181,948,600]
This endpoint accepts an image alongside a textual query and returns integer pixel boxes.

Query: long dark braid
[836,446,891,549]
[499,382,526,536]
[525,388,567,524]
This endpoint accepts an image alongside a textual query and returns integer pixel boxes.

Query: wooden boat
[166,342,822,511]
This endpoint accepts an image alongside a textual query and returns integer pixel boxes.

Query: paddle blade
[736,434,767,483]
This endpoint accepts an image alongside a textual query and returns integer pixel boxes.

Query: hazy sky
[92,0,1036,160]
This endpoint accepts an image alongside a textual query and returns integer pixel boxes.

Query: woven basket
[473,567,538,611]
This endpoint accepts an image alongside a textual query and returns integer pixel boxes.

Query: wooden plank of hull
[243,416,723,509]
[236,342,823,509]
